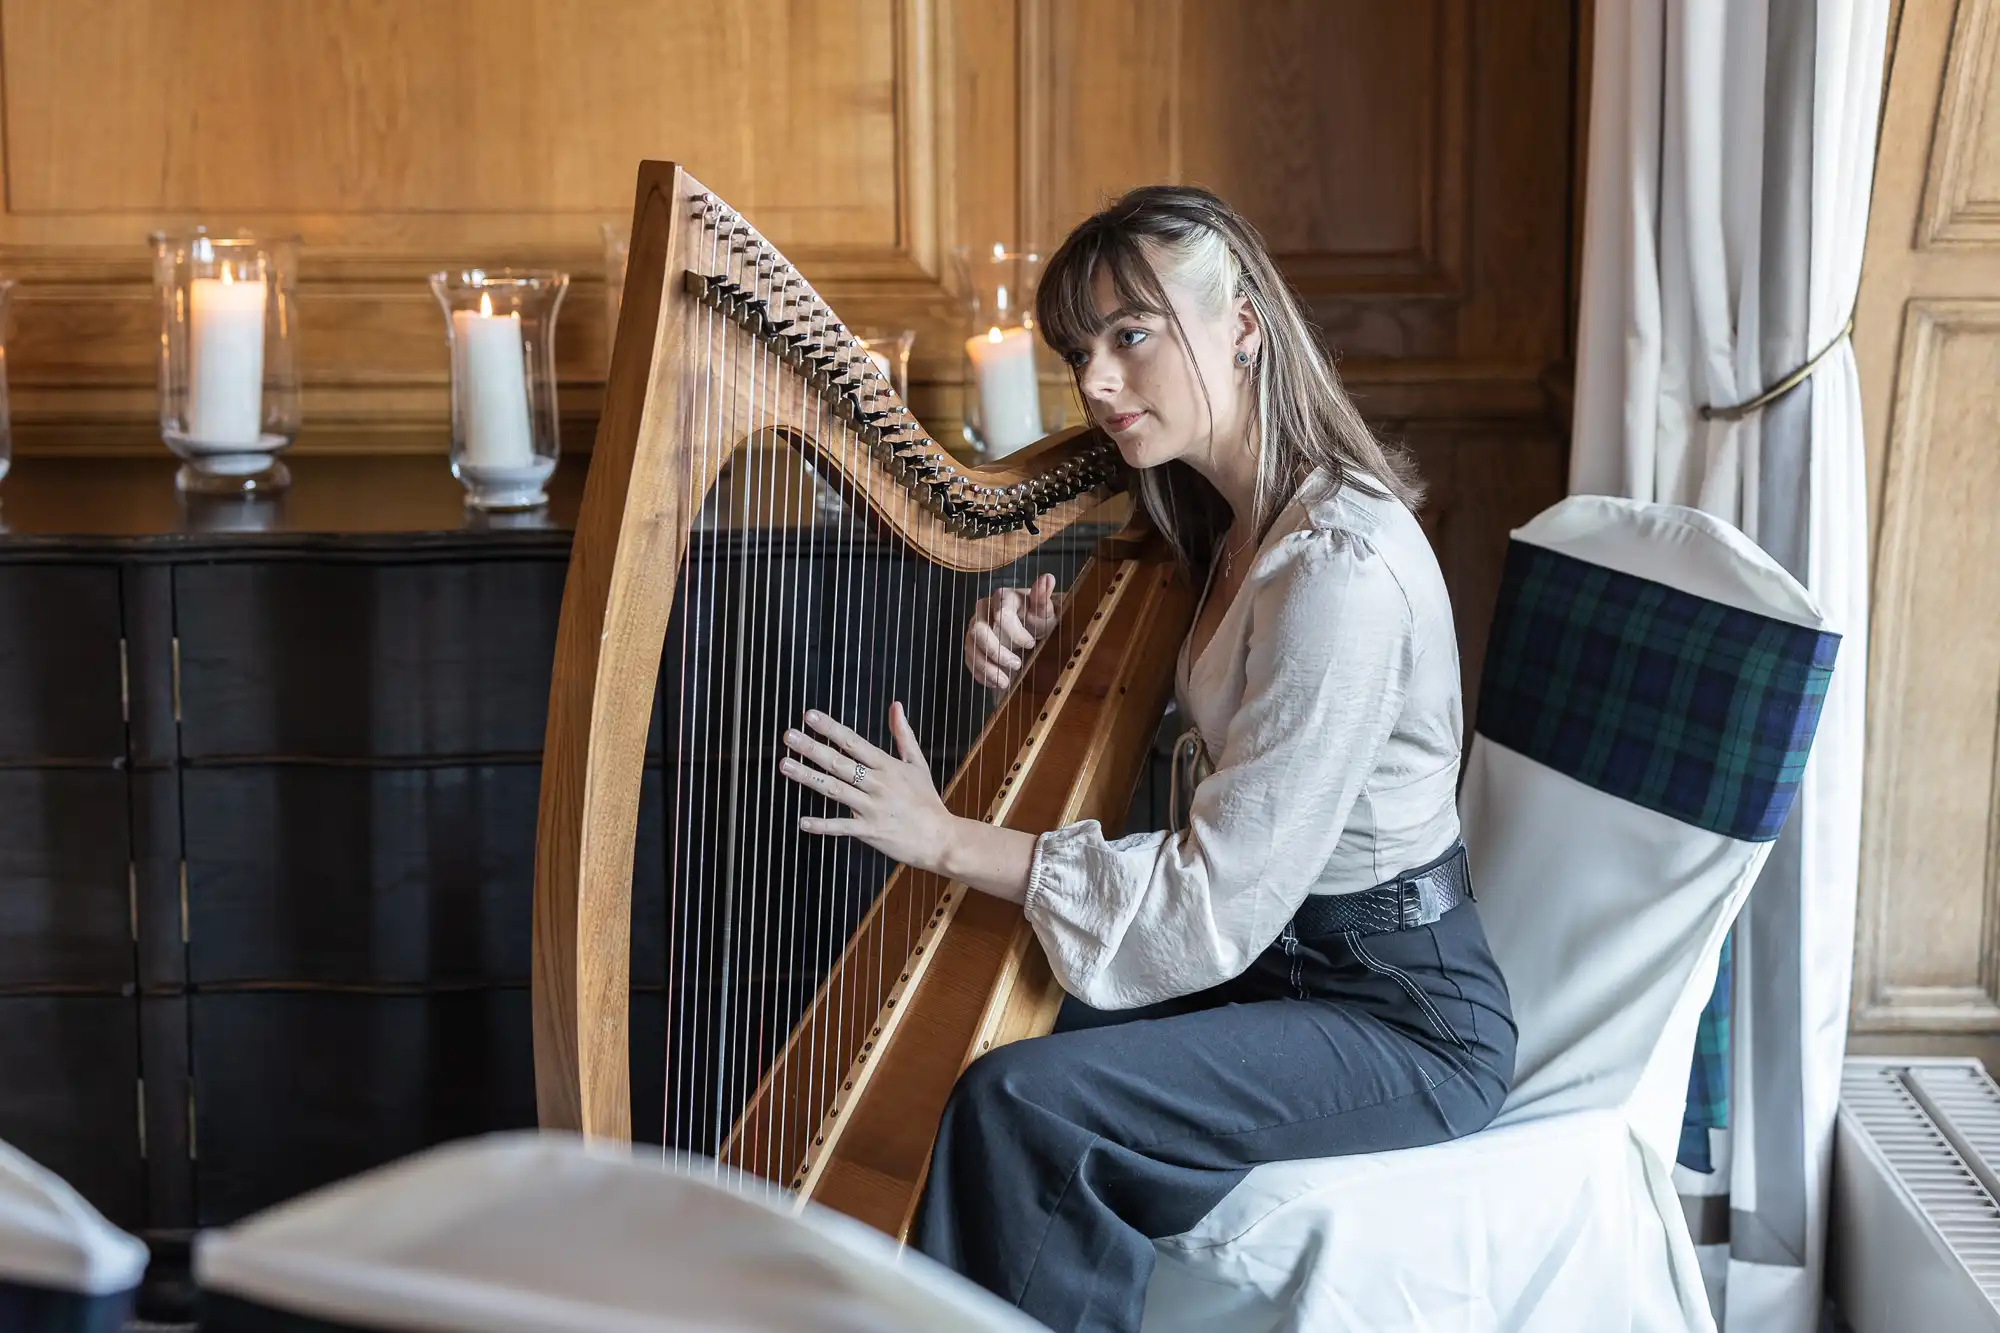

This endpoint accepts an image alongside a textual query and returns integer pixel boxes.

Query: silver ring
[854,763,869,786]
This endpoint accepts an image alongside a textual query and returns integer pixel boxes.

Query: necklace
[1217,529,1255,579]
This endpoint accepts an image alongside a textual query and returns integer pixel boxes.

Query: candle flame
[479,291,494,318]
[987,326,1004,343]
[220,263,234,285]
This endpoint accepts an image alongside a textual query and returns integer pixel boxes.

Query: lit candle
[964,325,1043,458]
[450,293,535,470]
[187,263,267,446]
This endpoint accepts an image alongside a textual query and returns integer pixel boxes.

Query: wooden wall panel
[1852,0,2000,1057]
[1917,0,2000,248]
[1026,0,1570,393]
[1860,301,2000,1030]
[5,0,906,250]
[1178,1,1465,295]
[0,0,1574,459]
[0,0,959,452]
[1031,0,1463,290]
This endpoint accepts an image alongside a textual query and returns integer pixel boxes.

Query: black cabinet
[0,458,627,1250]
[0,548,612,1242]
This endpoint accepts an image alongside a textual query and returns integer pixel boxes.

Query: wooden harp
[531,163,1194,1239]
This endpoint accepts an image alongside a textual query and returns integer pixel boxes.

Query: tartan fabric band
[1476,540,1838,842]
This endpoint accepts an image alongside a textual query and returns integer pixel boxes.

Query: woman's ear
[1232,295,1262,364]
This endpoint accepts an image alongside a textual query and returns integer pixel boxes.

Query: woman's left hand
[780,703,955,871]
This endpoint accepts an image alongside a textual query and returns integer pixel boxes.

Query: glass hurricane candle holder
[852,326,915,402]
[151,230,302,494]
[601,223,630,372]
[957,243,1045,460]
[429,268,568,511]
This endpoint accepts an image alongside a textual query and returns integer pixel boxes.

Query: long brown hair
[1036,185,1423,570]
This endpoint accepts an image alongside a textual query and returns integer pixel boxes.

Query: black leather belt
[1291,841,1472,937]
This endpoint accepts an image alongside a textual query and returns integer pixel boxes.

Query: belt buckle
[1398,878,1423,929]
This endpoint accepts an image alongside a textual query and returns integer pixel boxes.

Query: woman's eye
[1063,347,1091,368]
[1116,327,1149,349]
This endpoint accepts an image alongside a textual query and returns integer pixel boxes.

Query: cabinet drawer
[0,770,134,989]
[0,996,143,1230]
[0,565,125,762]
[190,990,536,1224]
[183,765,665,987]
[174,560,574,758]
[190,988,665,1225]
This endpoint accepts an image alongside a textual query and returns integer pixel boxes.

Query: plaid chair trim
[1476,541,1839,842]
[1678,932,1732,1174]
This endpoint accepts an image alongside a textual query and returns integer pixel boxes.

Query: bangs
[1035,228,1177,365]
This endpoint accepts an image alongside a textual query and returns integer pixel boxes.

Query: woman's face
[1067,265,1256,472]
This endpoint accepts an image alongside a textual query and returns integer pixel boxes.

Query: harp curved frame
[531,164,1191,1233]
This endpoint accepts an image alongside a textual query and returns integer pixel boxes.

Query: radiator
[1834,1058,2000,1331]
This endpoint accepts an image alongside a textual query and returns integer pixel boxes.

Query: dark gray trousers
[911,899,1516,1333]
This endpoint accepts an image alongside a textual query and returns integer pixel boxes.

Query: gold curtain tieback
[1698,312,1856,422]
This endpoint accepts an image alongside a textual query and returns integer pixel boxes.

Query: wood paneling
[0,0,1575,460]
[1919,0,2000,248]
[0,0,957,451]
[1035,0,1467,296]
[1025,0,1572,377]
[1860,301,2000,1029]
[2,0,928,259]
[1854,0,2000,1049]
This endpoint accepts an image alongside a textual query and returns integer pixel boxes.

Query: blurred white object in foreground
[196,1132,1045,1333]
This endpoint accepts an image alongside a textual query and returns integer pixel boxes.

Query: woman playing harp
[777,186,1518,1333]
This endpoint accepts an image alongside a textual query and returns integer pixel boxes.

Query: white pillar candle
[964,325,1043,458]
[451,295,536,470]
[187,266,267,446]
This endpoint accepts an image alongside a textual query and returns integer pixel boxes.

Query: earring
[1234,349,1253,367]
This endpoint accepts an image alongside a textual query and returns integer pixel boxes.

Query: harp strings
[660,195,1086,1185]
[828,317,868,1183]
[798,292,837,1184]
[701,208,737,1169]
[667,202,721,1165]
[741,245,776,1180]
[770,259,804,1187]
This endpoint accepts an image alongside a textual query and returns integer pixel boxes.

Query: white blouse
[1022,476,1464,1009]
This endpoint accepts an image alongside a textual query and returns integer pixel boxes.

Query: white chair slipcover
[0,1136,148,1329]
[1143,496,1840,1333]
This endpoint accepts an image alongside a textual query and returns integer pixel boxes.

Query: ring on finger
[854,762,868,786]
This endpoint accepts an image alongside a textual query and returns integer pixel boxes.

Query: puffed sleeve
[1021,526,1414,1008]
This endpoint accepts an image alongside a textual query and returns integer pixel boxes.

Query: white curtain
[1570,3,1885,1330]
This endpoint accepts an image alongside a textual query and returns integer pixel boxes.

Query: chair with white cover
[1141,495,1840,1333]
[0,1137,149,1333]
[194,1132,1048,1333]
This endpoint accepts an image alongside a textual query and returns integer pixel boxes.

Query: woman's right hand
[964,572,1061,690]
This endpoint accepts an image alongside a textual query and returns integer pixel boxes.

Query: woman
[776,186,1515,1333]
